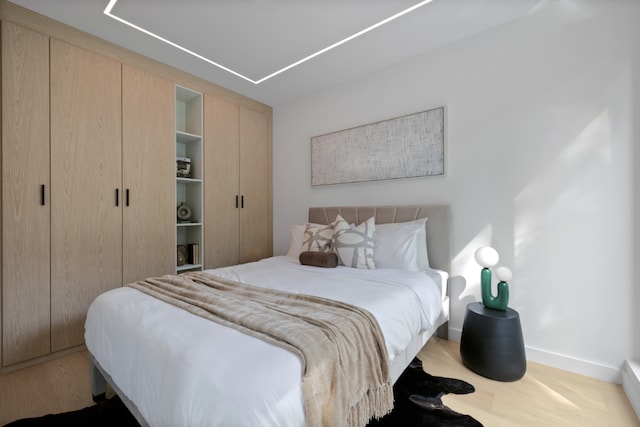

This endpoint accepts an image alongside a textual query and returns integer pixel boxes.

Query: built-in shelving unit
[175,85,203,272]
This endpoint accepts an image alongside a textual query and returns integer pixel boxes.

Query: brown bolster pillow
[299,251,339,268]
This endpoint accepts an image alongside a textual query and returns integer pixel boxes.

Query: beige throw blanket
[127,271,393,427]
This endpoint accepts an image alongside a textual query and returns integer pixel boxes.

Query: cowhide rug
[5,358,481,427]
[367,358,483,426]
[3,396,139,427]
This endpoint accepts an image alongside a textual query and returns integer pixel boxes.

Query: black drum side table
[460,302,526,381]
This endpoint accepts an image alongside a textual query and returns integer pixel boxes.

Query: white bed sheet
[85,256,444,427]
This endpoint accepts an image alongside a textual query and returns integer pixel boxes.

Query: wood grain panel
[1,22,51,366]
[203,95,240,268]
[0,350,94,425]
[239,106,272,263]
[49,40,122,352]
[122,65,175,283]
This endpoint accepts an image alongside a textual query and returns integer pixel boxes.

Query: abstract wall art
[311,107,445,186]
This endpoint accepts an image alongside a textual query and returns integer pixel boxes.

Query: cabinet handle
[241,195,244,209]
[116,188,119,207]
[235,195,239,209]
[40,184,46,206]
[126,189,130,207]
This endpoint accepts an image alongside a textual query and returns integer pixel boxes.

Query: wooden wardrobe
[0,3,272,370]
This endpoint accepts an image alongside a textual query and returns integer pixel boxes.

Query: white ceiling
[8,0,551,106]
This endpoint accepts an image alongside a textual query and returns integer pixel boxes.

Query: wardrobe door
[239,106,272,264]
[1,23,50,366]
[49,40,122,351]
[122,65,175,283]
[203,95,240,268]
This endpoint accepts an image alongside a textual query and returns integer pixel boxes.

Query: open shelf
[176,85,203,273]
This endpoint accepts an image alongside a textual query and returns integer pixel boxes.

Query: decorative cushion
[301,222,335,253]
[375,218,428,271]
[333,215,376,269]
[299,251,339,268]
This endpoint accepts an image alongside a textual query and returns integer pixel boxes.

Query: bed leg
[90,359,107,402]
[437,321,449,339]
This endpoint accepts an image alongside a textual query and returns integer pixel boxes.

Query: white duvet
[85,256,444,427]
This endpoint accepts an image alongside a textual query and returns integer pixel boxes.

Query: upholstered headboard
[308,205,451,273]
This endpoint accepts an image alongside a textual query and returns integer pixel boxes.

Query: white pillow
[286,224,306,257]
[333,215,376,269]
[374,218,428,271]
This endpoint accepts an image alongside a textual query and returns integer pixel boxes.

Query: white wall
[272,0,640,382]
[634,4,640,364]
[632,0,640,406]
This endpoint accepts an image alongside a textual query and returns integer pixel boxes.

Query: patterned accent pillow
[333,215,376,269]
[302,223,335,252]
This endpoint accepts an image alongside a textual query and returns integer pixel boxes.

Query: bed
[85,205,451,427]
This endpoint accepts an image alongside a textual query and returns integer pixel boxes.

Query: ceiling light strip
[104,0,434,85]
[254,0,435,84]
[103,0,255,84]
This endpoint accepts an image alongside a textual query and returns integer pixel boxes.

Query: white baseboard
[448,326,462,342]
[525,346,621,383]
[623,360,640,420]
[445,327,621,383]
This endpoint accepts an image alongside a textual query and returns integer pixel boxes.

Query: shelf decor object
[311,107,444,186]
[177,202,192,222]
[474,246,512,311]
[177,245,188,266]
[176,156,192,178]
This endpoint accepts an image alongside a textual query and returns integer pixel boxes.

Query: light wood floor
[0,338,638,426]
[418,338,640,426]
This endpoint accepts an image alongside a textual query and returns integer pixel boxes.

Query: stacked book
[187,243,200,265]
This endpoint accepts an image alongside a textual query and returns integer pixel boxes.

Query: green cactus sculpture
[475,246,512,311]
